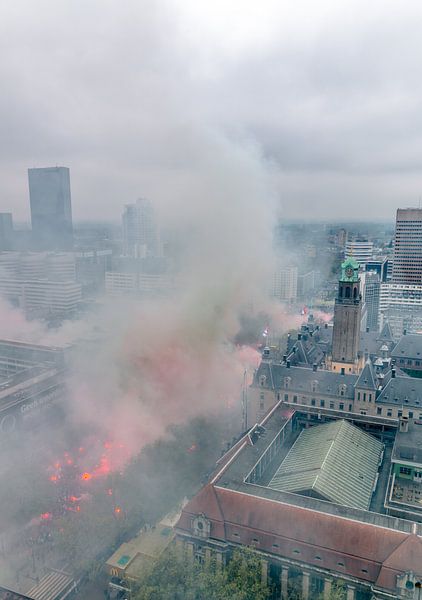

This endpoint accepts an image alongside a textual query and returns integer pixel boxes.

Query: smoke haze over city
[2,1,422,221]
[1,2,422,599]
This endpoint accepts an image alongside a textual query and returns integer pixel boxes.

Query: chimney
[341,367,345,376]
[313,363,317,372]
[399,416,409,433]
[391,368,396,379]
[286,360,291,369]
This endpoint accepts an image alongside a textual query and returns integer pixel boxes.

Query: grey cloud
[1,0,422,221]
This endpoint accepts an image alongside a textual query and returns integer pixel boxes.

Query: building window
[387,409,392,417]
[260,401,264,411]
[400,466,412,475]
[320,400,325,407]
[315,556,322,561]
[377,407,382,415]
[292,549,301,555]
[284,394,289,402]
[358,392,361,401]
[293,395,297,403]
[349,404,353,411]
[361,569,368,574]
[360,410,367,415]
[398,410,403,418]
[311,398,316,406]
[339,403,344,410]
[330,402,334,409]
[260,392,264,400]
[368,394,372,402]
[272,543,279,549]
[409,411,414,418]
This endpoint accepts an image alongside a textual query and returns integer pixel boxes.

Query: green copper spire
[340,256,360,282]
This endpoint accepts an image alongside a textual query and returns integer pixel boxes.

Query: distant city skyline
[2,2,422,222]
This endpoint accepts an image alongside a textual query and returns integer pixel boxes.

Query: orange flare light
[81,472,92,481]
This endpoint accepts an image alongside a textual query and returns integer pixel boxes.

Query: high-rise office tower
[392,208,422,284]
[270,266,298,302]
[363,271,380,332]
[28,167,73,251]
[331,257,362,373]
[122,198,159,257]
[344,236,373,266]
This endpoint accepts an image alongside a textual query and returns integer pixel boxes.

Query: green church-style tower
[331,257,362,374]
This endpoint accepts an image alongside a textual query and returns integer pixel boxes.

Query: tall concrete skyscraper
[28,167,73,250]
[331,257,362,373]
[392,208,422,284]
[122,198,159,257]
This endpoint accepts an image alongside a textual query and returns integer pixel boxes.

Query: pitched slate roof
[268,420,383,510]
[356,360,378,391]
[391,334,422,360]
[378,374,422,409]
[253,363,357,400]
[378,321,395,343]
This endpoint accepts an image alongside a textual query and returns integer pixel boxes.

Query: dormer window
[284,377,291,389]
[192,515,211,538]
[259,375,267,387]
[311,380,318,393]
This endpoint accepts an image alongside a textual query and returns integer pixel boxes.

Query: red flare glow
[114,506,121,515]
[81,472,92,481]
[40,512,52,520]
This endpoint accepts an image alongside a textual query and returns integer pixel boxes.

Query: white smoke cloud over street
[0,127,280,464]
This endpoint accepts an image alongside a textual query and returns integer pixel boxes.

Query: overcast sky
[2,0,422,222]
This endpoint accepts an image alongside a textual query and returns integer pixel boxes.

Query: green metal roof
[269,420,383,510]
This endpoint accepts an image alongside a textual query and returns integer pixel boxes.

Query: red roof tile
[176,484,422,592]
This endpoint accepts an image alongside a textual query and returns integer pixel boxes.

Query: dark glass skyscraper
[28,166,73,250]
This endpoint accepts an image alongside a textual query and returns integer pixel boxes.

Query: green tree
[133,546,271,600]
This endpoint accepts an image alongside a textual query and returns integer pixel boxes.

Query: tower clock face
[345,266,354,278]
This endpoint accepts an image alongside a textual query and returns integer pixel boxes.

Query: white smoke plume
[0,128,281,465]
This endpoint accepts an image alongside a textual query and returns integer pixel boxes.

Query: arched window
[353,287,357,299]
[345,287,351,298]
